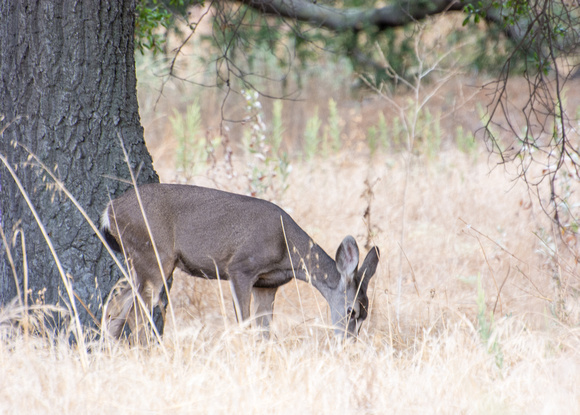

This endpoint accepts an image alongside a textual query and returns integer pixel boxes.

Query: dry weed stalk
[360,24,470,328]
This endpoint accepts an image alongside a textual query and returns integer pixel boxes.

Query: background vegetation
[3,2,580,413]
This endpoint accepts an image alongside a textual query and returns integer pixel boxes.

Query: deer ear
[336,236,359,279]
[358,246,380,292]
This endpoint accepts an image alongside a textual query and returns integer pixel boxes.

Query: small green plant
[365,108,447,157]
[455,125,477,155]
[476,274,493,343]
[416,107,442,158]
[366,112,397,156]
[170,101,206,179]
[304,108,322,161]
[367,126,378,158]
[377,113,390,150]
[476,274,504,368]
[391,115,404,150]
[327,98,342,153]
[271,100,284,156]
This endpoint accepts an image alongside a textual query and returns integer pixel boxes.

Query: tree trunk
[0,1,159,332]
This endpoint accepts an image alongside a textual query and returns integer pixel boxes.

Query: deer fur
[101,183,379,340]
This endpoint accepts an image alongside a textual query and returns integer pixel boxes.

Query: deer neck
[288,237,341,300]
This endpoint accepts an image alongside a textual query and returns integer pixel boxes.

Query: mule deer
[101,183,379,340]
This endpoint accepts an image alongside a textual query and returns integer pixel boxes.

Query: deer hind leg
[105,254,175,344]
[252,286,277,338]
[103,280,135,339]
[123,278,160,344]
[152,274,174,336]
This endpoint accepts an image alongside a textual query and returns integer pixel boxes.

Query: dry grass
[3,146,580,413]
[2,320,579,414]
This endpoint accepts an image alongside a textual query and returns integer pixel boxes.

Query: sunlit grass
[4,145,580,413]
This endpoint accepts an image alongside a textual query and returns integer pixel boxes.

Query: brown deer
[101,183,379,340]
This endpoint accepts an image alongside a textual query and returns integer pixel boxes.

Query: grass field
[3,146,580,413]
[3,39,580,413]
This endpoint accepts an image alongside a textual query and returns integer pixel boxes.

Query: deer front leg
[252,287,277,337]
[229,276,253,325]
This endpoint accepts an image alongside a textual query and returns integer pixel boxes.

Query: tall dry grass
[2,147,580,413]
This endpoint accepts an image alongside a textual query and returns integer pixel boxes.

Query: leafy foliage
[170,101,203,178]
[134,0,533,88]
[135,0,199,54]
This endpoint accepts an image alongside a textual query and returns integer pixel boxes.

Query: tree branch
[240,0,466,32]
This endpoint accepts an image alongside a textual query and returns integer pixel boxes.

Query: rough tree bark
[0,1,159,332]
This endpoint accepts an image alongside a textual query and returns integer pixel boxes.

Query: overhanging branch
[240,0,466,32]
